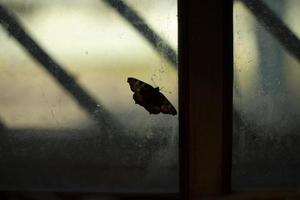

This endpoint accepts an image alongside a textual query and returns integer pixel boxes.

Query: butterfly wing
[161,99,177,115]
[127,77,177,115]
[139,89,162,114]
[154,92,177,115]
[127,77,153,92]
[128,77,154,109]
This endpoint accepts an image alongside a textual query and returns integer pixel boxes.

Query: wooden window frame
[179,0,300,199]
[179,0,233,199]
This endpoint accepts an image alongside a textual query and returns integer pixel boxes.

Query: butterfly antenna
[150,75,158,88]
[160,87,172,94]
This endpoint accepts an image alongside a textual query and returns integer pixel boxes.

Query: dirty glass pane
[0,0,178,192]
[232,0,300,191]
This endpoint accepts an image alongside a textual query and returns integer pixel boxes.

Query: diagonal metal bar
[0,5,119,130]
[103,0,178,67]
[241,0,300,61]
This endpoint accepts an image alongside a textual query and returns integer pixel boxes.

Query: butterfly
[127,77,177,115]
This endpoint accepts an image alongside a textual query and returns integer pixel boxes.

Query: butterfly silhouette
[127,77,177,115]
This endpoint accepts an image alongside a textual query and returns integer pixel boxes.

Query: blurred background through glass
[0,0,178,192]
[233,0,300,191]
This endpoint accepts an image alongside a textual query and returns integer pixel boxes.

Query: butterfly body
[127,77,177,115]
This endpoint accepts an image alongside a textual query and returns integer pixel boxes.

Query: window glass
[233,0,300,190]
[0,0,178,192]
